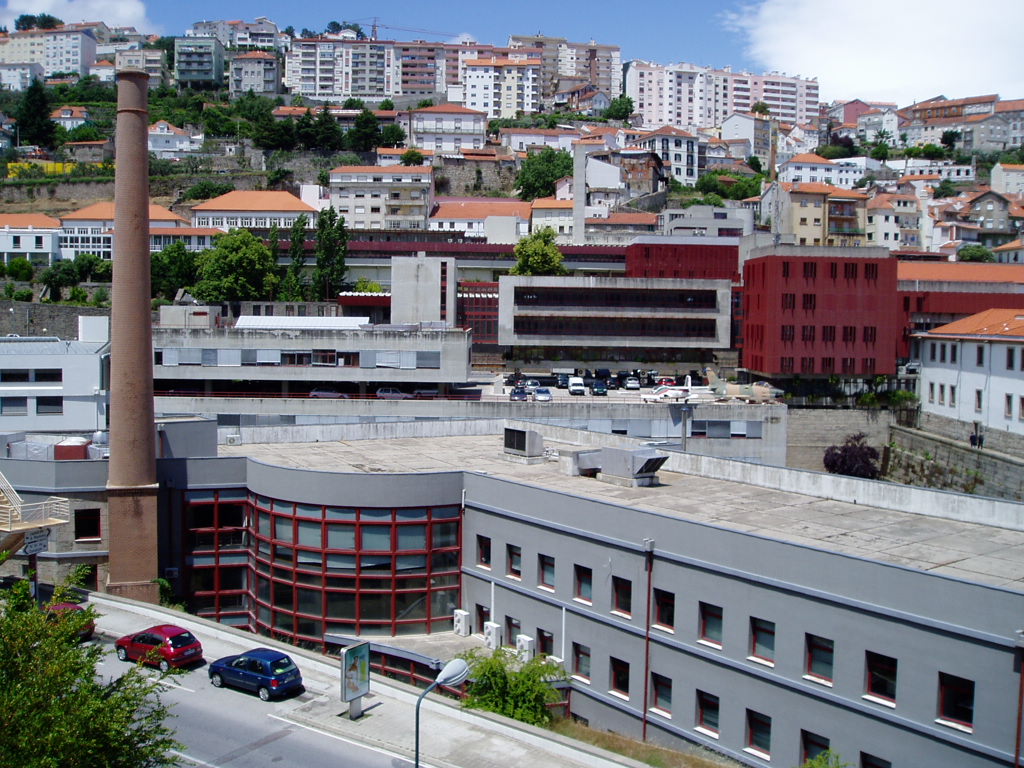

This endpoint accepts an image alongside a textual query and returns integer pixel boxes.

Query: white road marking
[267,713,416,766]
[170,750,220,767]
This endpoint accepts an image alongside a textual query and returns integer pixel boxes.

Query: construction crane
[353,17,458,41]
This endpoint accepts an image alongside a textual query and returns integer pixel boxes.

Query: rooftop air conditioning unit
[483,621,501,650]
[225,434,242,446]
[453,609,470,637]
[515,634,535,660]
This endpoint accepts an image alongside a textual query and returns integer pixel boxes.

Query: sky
[2,0,1023,107]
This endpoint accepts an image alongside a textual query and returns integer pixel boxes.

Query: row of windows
[476,539,978,738]
[156,348,441,369]
[931,383,1024,420]
[0,396,63,415]
[780,261,879,281]
[779,357,876,375]
[929,341,1023,372]
[780,324,877,343]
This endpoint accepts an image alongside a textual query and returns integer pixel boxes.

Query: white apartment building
[856,107,900,143]
[498,126,581,152]
[60,202,189,261]
[885,158,976,184]
[191,191,318,232]
[720,112,772,164]
[115,48,169,89]
[148,121,203,159]
[507,34,621,105]
[189,17,284,51]
[0,30,46,69]
[284,37,400,101]
[327,166,433,231]
[462,57,540,118]
[0,214,62,266]
[229,51,280,98]
[778,153,864,189]
[530,198,575,242]
[408,104,487,153]
[428,198,532,240]
[44,29,97,77]
[625,60,819,130]
[0,63,43,91]
[992,163,1024,196]
[629,126,706,186]
[917,309,1024,437]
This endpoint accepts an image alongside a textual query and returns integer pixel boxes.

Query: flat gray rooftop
[221,434,1024,593]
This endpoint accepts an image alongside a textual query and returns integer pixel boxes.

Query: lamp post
[414,658,469,768]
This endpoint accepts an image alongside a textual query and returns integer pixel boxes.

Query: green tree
[183,180,234,201]
[920,143,946,160]
[333,152,363,166]
[510,228,567,275]
[252,116,296,151]
[515,147,573,201]
[151,241,199,299]
[870,142,890,161]
[92,260,113,282]
[461,648,566,726]
[940,130,961,151]
[957,244,995,263]
[379,123,406,148]
[40,261,79,301]
[72,253,101,283]
[0,562,179,767]
[295,109,317,150]
[192,230,280,302]
[342,98,366,110]
[603,95,634,120]
[400,149,425,166]
[15,13,63,30]
[751,101,771,115]
[353,276,384,292]
[345,109,381,152]
[378,98,395,111]
[746,155,763,174]
[932,178,958,199]
[15,79,57,148]
[313,107,345,152]
[65,124,104,143]
[317,169,330,188]
[823,433,880,479]
[279,215,309,301]
[7,257,35,282]
[312,207,348,300]
[416,99,435,108]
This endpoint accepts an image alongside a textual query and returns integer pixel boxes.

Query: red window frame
[653,588,674,629]
[699,602,722,646]
[650,672,672,713]
[801,730,830,762]
[938,672,974,728]
[696,690,719,734]
[750,617,775,663]
[610,657,630,697]
[476,535,491,567]
[806,634,834,682]
[574,564,592,603]
[866,651,898,702]
[537,628,554,656]
[504,615,520,647]
[572,642,590,680]
[506,543,521,578]
[538,554,555,588]
[612,576,632,616]
[746,710,771,756]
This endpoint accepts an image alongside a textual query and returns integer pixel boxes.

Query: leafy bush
[823,432,880,479]
[7,257,34,282]
[13,289,33,302]
[461,648,566,726]
[90,287,109,306]
[888,389,919,407]
[183,180,234,201]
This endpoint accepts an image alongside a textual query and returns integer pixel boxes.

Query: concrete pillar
[105,69,159,604]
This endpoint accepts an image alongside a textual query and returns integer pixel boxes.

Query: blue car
[208,648,303,701]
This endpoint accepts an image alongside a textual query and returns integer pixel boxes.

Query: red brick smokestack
[105,69,159,603]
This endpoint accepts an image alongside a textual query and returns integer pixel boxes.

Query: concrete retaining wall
[218,418,506,445]
[919,410,1024,458]
[786,408,893,470]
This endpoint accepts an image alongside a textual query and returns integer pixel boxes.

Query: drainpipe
[641,537,655,741]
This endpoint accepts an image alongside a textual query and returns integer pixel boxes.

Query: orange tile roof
[993,238,1023,252]
[149,120,188,135]
[785,153,834,165]
[62,202,186,222]
[431,199,532,220]
[190,191,317,213]
[499,127,579,136]
[376,147,435,156]
[999,163,1024,171]
[531,197,574,209]
[925,308,1024,338]
[898,174,941,183]
[50,105,89,119]
[0,214,61,228]
[64,140,109,146]
[995,99,1024,112]
[329,165,433,174]
[150,227,223,236]
[897,262,1024,284]
[780,181,834,195]
[235,51,276,59]
[412,103,487,115]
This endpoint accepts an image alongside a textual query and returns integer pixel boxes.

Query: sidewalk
[89,593,644,768]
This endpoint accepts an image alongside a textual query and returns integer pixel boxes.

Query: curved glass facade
[185,489,462,644]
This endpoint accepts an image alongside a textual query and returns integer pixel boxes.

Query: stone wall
[0,300,110,339]
[786,407,894,470]
[886,425,1024,501]
[919,410,1024,458]
[433,159,518,196]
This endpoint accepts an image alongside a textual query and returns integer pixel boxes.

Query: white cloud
[727,0,1024,106]
[0,0,157,33]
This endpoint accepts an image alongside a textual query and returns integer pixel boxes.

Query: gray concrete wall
[0,301,110,339]
[919,410,1024,459]
[786,408,894,470]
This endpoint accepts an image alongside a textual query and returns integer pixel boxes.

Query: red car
[47,602,95,641]
[115,624,203,672]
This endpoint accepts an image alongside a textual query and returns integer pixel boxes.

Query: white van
[567,376,586,396]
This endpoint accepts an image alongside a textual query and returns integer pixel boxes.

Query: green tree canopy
[400,149,425,166]
[151,241,199,300]
[40,261,79,301]
[957,244,995,263]
[313,107,344,152]
[312,207,348,300]
[603,95,634,120]
[72,253,102,283]
[378,98,395,111]
[941,130,961,150]
[416,99,435,108]
[510,228,567,276]
[379,123,406,148]
[192,230,280,302]
[342,98,366,110]
[932,178,958,199]
[0,565,179,766]
[183,180,234,201]
[278,214,309,301]
[345,109,381,152]
[7,257,35,282]
[751,101,771,115]
[515,147,573,201]
[14,13,63,30]
[920,143,946,160]
[461,648,566,726]
[15,79,57,149]
[694,169,762,200]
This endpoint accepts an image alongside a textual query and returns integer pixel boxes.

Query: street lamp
[414,657,470,768]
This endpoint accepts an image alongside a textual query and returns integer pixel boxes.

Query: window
[74,508,101,540]
[609,657,630,698]
[865,263,878,280]
[696,691,719,736]
[782,293,795,310]
[476,535,491,567]
[865,651,898,703]
[475,603,490,633]
[928,382,935,403]
[574,565,592,603]
[538,554,555,589]
[506,544,521,578]
[860,753,892,768]
[612,576,632,616]
[975,389,983,412]
[750,618,775,665]
[0,397,27,415]
[746,710,772,758]
[939,384,946,404]
[937,673,974,730]
[939,343,947,363]
[537,628,554,656]
[699,602,722,647]
[504,615,520,646]
[802,730,830,762]
[977,345,985,366]
[1008,347,1016,370]
[782,261,790,278]
[1007,394,1014,418]
[863,327,877,344]
[802,325,815,342]
[802,293,816,311]
[36,396,63,415]
[844,262,858,279]
[843,325,857,343]
[803,262,817,279]
[653,588,674,630]
[806,634,834,683]
[572,642,591,680]
[781,325,795,341]
[650,672,672,714]
[951,345,958,363]
[822,325,835,342]
[950,386,957,406]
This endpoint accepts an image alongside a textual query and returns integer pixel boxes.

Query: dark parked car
[115,624,203,672]
[555,374,569,389]
[592,381,608,396]
[209,648,303,701]
[509,387,529,401]
[604,378,619,390]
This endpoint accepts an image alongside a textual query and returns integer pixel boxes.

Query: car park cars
[567,376,587,395]
[115,625,203,672]
[592,381,607,396]
[555,374,569,389]
[522,379,541,393]
[604,377,619,390]
[509,387,529,401]
[533,387,553,402]
[309,388,347,399]
[624,376,641,390]
[208,648,304,701]
[376,387,413,400]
